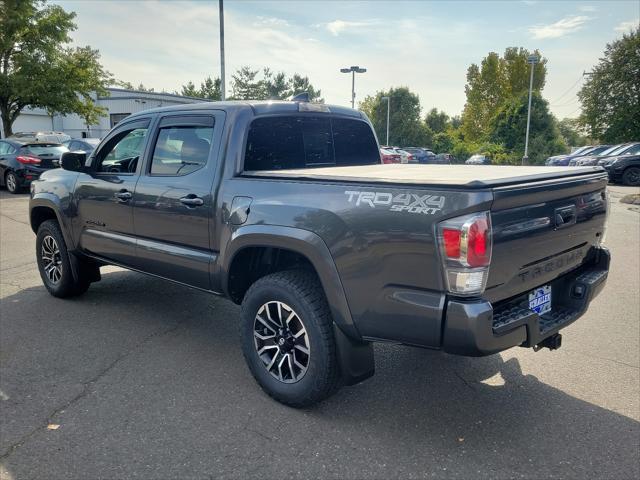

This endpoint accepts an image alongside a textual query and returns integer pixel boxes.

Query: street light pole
[219,0,226,101]
[523,54,539,165]
[340,66,367,109]
[381,96,390,145]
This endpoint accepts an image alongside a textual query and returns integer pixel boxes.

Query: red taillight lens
[442,228,461,258]
[437,212,492,295]
[466,217,490,267]
[16,155,41,165]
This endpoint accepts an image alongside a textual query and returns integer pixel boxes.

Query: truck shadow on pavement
[1,270,638,479]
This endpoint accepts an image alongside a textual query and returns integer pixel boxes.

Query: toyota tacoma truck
[29,100,610,407]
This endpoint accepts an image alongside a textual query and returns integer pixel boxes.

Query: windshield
[84,138,101,146]
[599,144,627,156]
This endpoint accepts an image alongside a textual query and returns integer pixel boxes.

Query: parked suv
[29,100,610,406]
[0,139,68,193]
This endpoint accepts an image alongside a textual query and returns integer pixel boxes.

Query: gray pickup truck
[29,100,610,406]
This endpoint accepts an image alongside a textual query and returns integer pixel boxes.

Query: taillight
[437,211,492,295]
[16,155,41,165]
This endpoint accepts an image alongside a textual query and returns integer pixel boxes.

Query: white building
[1,88,204,139]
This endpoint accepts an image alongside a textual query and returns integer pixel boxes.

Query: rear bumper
[442,246,610,356]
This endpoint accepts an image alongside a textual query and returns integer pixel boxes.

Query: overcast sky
[54,0,639,119]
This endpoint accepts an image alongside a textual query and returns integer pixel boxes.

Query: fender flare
[220,224,359,339]
[29,195,75,251]
[220,224,374,385]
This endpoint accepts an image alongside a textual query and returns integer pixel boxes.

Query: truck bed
[243,164,605,188]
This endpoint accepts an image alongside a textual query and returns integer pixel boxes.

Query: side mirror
[61,151,86,172]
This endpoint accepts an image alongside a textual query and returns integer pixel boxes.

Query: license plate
[529,285,552,315]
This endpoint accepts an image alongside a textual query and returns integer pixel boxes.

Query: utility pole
[340,66,367,109]
[219,0,226,101]
[523,54,539,165]
[381,96,390,145]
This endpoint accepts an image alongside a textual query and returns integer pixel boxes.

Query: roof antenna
[290,92,310,102]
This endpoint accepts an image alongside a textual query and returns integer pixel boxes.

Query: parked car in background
[546,146,593,166]
[11,131,71,144]
[602,153,640,186]
[597,142,640,165]
[63,138,101,154]
[569,143,640,167]
[380,147,402,164]
[393,148,413,164]
[435,153,455,164]
[548,145,612,166]
[465,154,491,165]
[402,147,435,164]
[0,139,68,193]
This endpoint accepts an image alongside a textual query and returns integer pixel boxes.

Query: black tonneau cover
[243,164,606,188]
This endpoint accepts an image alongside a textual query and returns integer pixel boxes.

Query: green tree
[262,69,290,99]
[425,108,450,134]
[179,76,221,100]
[461,48,546,141]
[557,117,587,148]
[360,87,431,147]
[230,66,263,100]
[0,0,111,137]
[114,80,154,92]
[490,92,566,164]
[578,27,640,142]
[289,73,323,102]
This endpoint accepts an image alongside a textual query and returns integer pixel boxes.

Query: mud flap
[333,324,375,386]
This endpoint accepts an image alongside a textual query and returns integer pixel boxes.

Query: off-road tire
[240,269,342,407]
[36,220,91,297]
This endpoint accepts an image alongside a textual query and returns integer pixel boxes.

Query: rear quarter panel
[220,176,492,346]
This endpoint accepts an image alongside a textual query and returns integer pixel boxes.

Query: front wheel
[240,270,342,407]
[622,166,640,186]
[36,220,91,297]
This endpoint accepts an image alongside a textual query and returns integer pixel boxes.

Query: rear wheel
[36,220,91,297]
[5,171,20,194]
[240,270,342,407]
[622,166,640,186]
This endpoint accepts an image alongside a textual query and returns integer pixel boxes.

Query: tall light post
[219,0,226,101]
[381,96,390,146]
[340,66,367,108]
[523,54,539,165]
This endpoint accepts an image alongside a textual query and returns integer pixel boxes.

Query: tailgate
[485,172,608,303]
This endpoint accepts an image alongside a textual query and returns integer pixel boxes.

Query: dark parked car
[29,100,610,406]
[602,153,640,185]
[465,154,491,165]
[548,145,611,166]
[0,139,68,193]
[63,138,101,154]
[570,143,637,166]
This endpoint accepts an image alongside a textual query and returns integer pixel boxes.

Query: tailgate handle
[554,206,576,229]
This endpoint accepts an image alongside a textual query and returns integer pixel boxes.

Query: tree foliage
[578,27,640,143]
[461,48,546,141]
[229,67,323,101]
[425,108,450,134]
[557,117,588,147]
[179,76,221,100]
[490,92,566,164]
[0,0,111,137]
[360,87,431,147]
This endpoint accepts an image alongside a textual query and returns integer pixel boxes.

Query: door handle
[180,195,204,207]
[114,190,132,202]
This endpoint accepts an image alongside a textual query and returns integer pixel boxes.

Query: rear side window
[150,126,213,176]
[244,116,379,170]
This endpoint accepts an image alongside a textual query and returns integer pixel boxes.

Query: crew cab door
[130,113,223,289]
[73,118,151,265]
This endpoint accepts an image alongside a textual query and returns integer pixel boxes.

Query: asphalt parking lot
[0,185,638,479]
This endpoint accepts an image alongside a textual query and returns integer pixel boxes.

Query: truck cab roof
[126,100,365,120]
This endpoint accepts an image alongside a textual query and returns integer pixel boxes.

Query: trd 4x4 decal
[344,191,445,215]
